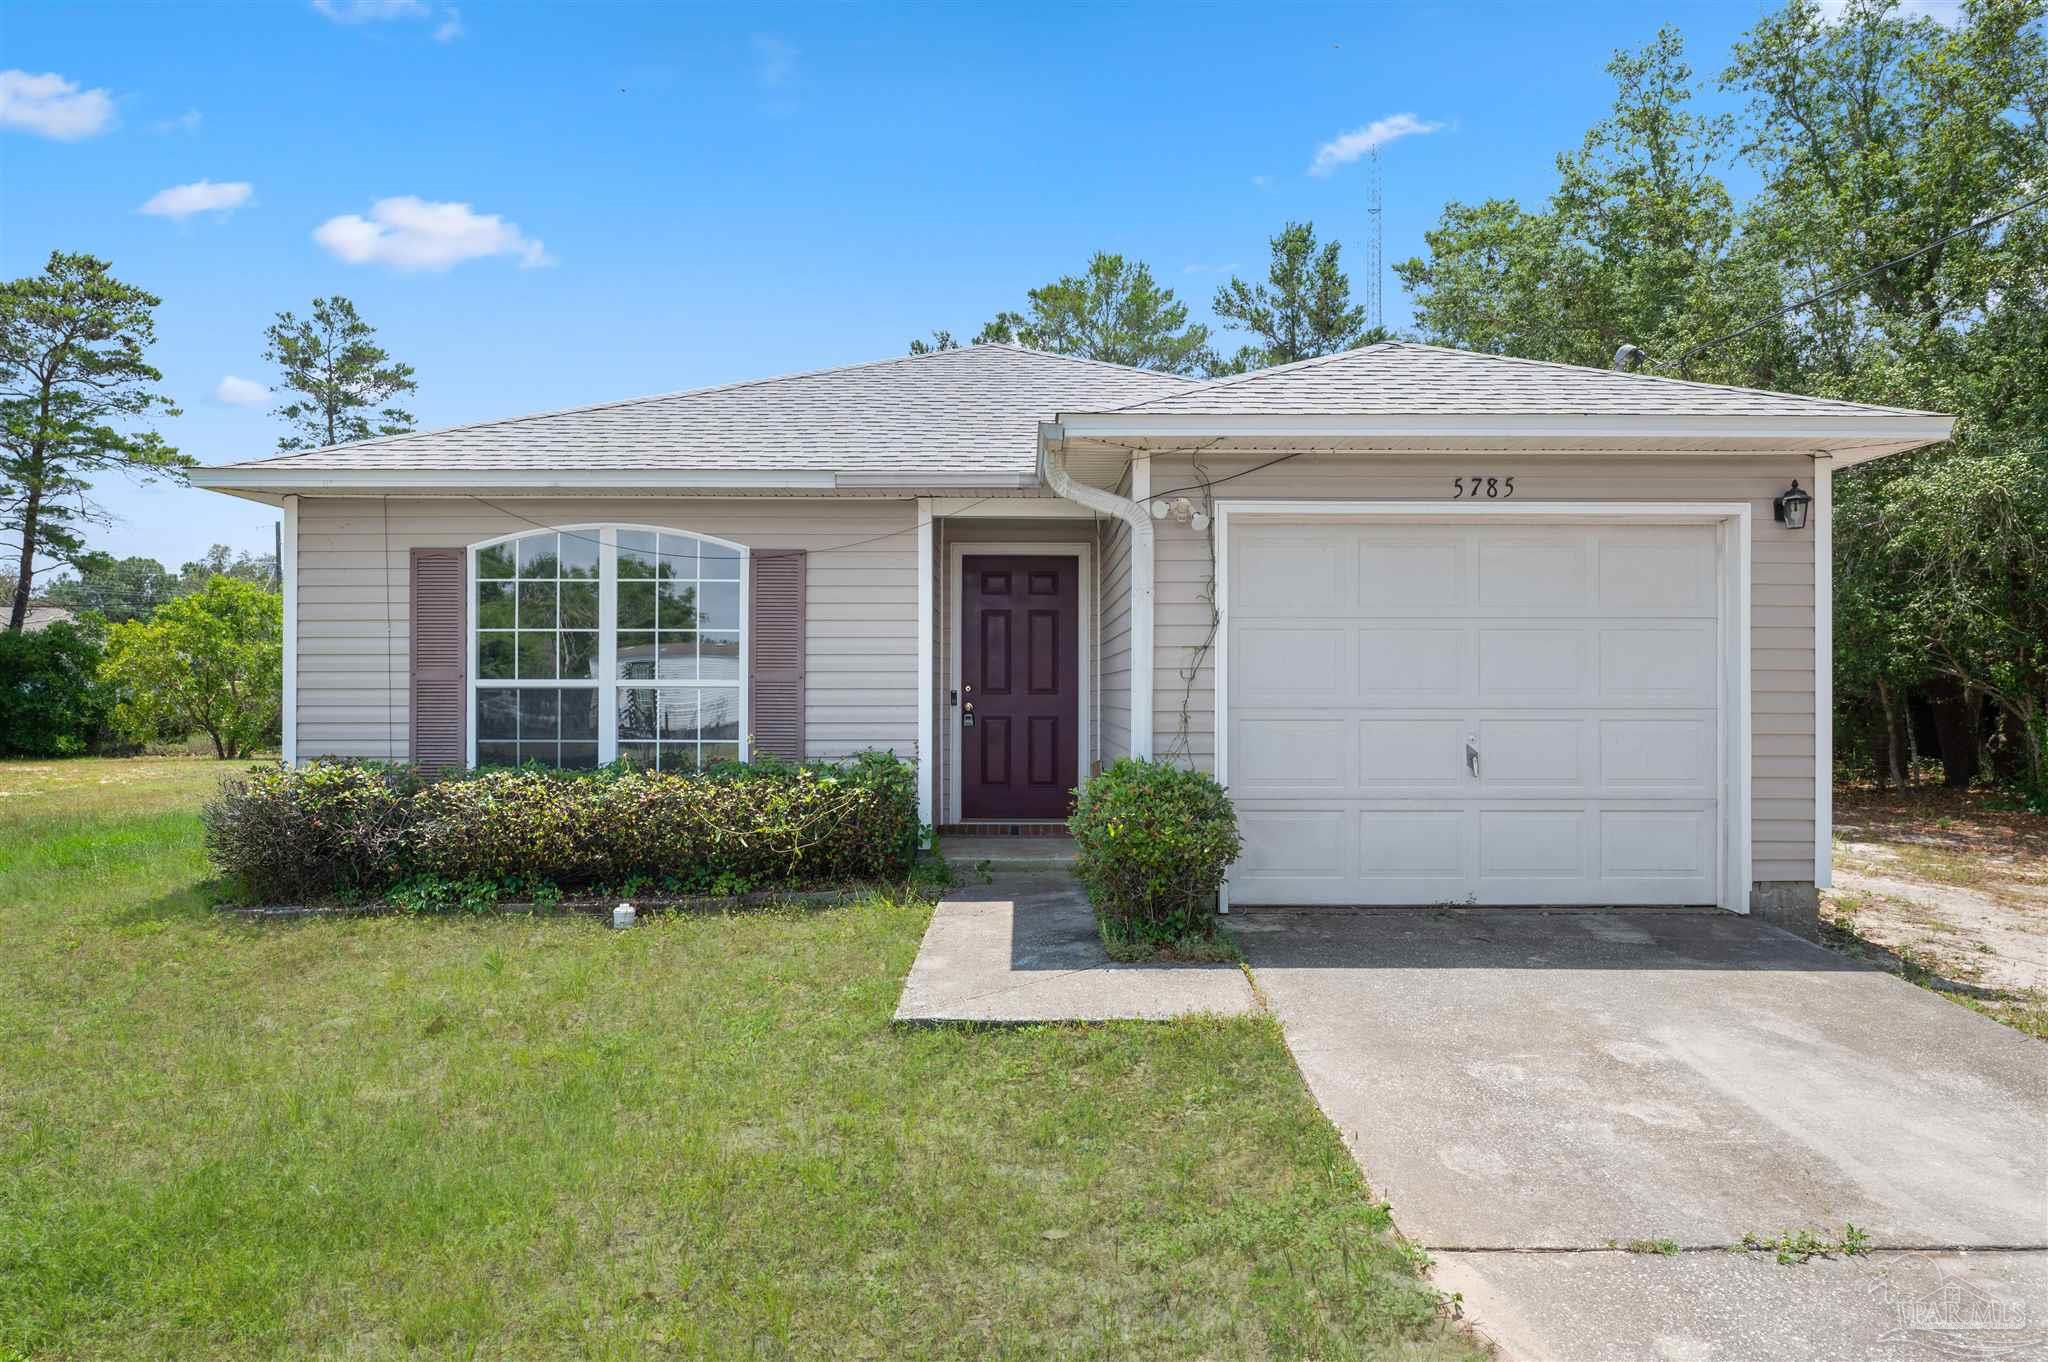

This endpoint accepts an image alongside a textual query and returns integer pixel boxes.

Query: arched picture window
[470,526,747,770]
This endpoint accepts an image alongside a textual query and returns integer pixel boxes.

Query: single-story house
[190,341,1953,928]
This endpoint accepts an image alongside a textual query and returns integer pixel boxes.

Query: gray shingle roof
[225,344,1192,474]
[1094,341,1945,419]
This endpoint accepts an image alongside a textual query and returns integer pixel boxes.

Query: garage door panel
[1478,808,1587,876]
[1360,719,1464,787]
[1600,625,1717,702]
[1358,627,1466,698]
[1359,810,1467,876]
[1599,809,1712,877]
[1236,809,1349,878]
[1478,628,1590,697]
[1357,534,1466,609]
[1235,532,1349,613]
[1233,718,1349,792]
[1596,528,1717,612]
[1227,517,1724,909]
[1236,625,1349,703]
[1599,717,1714,790]
[1476,537,1593,609]
[1477,718,1585,788]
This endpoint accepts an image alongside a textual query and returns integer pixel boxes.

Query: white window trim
[281,494,299,767]
[1813,462,1833,889]
[465,523,751,769]
[944,539,1094,826]
[1212,500,1752,916]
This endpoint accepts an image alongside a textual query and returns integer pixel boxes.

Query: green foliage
[1837,447,2048,790]
[262,295,417,450]
[974,252,1213,374]
[0,617,112,756]
[45,544,276,624]
[907,330,960,355]
[1069,759,1242,951]
[203,752,920,905]
[1,251,189,633]
[1741,1223,1870,1264]
[202,761,423,902]
[101,576,282,759]
[1211,221,1377,373]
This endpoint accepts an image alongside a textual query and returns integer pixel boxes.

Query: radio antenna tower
[1367,146,1384,331]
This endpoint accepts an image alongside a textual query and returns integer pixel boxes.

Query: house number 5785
[1452,476,1515,499]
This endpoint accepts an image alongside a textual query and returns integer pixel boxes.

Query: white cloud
[433,7,464,41]
[1815,0,1964,25]
[313,196,553,271]
[752,34,797,89]
[0,70,116,140]
[215,375,268,407]
[312,0,428,21]
[1309,112,1444,176]
[151,109,203,135]
[139,179,252,219]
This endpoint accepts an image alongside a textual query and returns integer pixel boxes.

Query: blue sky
[4,0,1812,569]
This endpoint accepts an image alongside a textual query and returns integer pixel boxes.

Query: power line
[1662,190,2048,371]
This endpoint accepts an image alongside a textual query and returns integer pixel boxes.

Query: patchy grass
[1098,920,1246,965]
[1825,783,2048,1041]
[0,757,1479,1361]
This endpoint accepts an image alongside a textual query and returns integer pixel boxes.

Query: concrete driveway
[1229,907,2048,1361]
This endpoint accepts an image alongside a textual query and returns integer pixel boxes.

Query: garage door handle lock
[1466,737,1480,778]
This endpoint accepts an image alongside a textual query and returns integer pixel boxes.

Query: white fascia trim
[943,539,1094,825]
[928,497,1096,519]
[916,501,936,843]
[1813,462,1834,889]
[1212,499,1753,916]
[281,495,299,768]
[189,468,844,493]
[1060,411,1955,446]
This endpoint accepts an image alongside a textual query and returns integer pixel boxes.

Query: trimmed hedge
[1068,758,1242,950]
[204,752,919,905]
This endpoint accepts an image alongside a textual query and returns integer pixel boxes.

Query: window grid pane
[478,528,742,768]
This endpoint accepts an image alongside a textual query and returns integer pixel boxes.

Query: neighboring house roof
[1091,342,1946,419]
[212,344,1191,478]
[21,603,75,632]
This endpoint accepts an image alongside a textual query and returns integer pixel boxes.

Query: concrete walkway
[893,874,1256,1024]
[1227,907,2048,1361]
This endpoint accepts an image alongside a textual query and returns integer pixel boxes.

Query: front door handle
[1466,736,1480,778]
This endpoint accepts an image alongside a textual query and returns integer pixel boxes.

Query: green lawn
[0,757,1479,1361]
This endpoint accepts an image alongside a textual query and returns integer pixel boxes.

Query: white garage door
[1224,518,1724,906]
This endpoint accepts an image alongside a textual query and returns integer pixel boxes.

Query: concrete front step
[939,834,1078,875]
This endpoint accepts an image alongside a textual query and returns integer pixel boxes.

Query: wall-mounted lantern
[1774,480,1812,530]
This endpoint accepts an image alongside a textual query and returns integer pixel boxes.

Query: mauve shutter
[409,548,467,772]
[748,549,806,762]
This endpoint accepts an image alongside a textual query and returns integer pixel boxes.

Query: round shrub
[1068,759,1242,946]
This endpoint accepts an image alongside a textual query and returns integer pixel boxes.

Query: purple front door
[961,554,1079,820]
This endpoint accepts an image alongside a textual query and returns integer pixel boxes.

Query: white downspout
[1038,423,1153,759]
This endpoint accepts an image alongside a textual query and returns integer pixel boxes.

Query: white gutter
[1056,412,1956,445]
[1038,422,1152,760]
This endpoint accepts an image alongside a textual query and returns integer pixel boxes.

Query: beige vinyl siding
[1142,451,1819,887]
[293,496,917,764]
[934,515,1101,821]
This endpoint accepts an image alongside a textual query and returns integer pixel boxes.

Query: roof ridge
[977,341,1203,383]
[1109,342,1403,411]
[1398,342,1946,417]
[244,344,1184,467]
